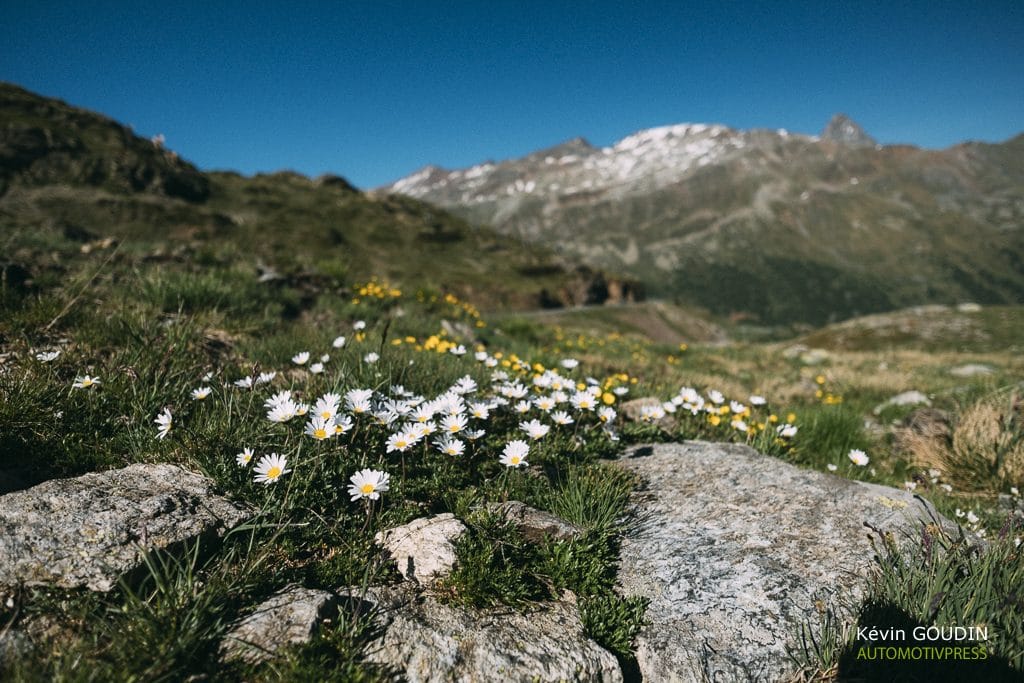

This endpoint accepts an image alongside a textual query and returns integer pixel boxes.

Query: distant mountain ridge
[0,82,636,311]
[381,116,1024,325]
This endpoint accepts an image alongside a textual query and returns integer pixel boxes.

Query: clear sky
[3,1,1022,188]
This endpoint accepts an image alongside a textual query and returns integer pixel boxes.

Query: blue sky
[3,1,1022,188]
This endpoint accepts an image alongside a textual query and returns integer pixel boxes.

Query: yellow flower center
[510,456,521,465]
[321,411,332,419]
[361,483,375,494]
[397,439,408,448]
[266,466,282,479]
[314,428,327,439]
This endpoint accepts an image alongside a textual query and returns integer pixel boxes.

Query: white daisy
[35,350,60,362]
[848,449,869,466]
[253,453,291,485]
[72,374,100,389]
[364,352,379,364]
[826,463,838,472]
[236,447,254,467]
[154,408,172,440]
[309,362,324,374]
[499,440,529,468]
[332,335,347,348]
[191,386,212,400]
[560,358,579,369]
[305,416,334,441]
[353,320,366,331]
[292,351,310,365]
[551,410,574,426]
[519,419,550,440]
[348,468,389,501]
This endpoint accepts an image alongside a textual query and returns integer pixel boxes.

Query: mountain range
[382,116,1024,325]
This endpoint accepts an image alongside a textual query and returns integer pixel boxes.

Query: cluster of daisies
[632,385,798,442]
[144,326,628,506]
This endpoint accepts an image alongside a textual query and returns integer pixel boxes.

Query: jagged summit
[821,114,876,146]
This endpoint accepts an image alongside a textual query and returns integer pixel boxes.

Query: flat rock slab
[375,514,467,584]
[615,441,954,683]
[344,586,622,682]
[221,586,337,664]
[0,463,249,591]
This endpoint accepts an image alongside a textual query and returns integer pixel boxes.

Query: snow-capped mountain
[387,122,814,206]
[381,115,1024,325]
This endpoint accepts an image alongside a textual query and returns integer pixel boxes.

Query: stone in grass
[949,363,995,378]
[340,585,623,682]
[615,441,959,683]
[620,397,676,430]
[487,500,585,543]
[873,390,931,415]
[220,586,337,664]
[374,514,467,584]
[0,463,250,592]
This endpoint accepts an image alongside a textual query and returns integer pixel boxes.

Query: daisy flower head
[345,388,374,414]
[749,395,767,406]
[551,410,574,426]
[233,376,254,389]
[256,371,277,385]
[449,344,467,356]
[707,389,725,405]
[386,429,419,453]
[35,350,60,362]
[305,416,334,441]
[468,401,490,420]
[435,436,465,456]
[314,394,340,420]
[520,418,550,440]
[826,463,838,472]
[309,362,324,374]
[597,406,616,424]
[441,413,468,434]
[571,392,596,411]
[348,468,389,501]
[560,358,579,369]
[154,408,173,440]
[453,376,477,394]
[364,352,379,364]
[514,400,532,415]
[848,449,869,466]
[474,351,489,362]
[333,414,354,435]
[267,399,299,423]
[777,424,798,438]
[236,447,254,467]
[253,453,290,485]
[291,351,310,365]
[464,428,486,441]
[500,440,529,468]
[332,335,347,348]
[73,374,100,390]
[966,510,980,525]
[613,386,629,397]
[192,386,212,400]
[353,320,367,331]
[534,396,556,412]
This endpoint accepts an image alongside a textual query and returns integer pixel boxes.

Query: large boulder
[0,463,249,591]
[342,586,622,682]
[614,441,957,682]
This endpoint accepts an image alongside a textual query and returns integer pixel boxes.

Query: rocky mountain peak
[821,113,876,146]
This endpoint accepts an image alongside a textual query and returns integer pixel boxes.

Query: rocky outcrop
[220,586,338,664]
[821,113,877,146]
[343,585,622,682]
[614,441,956,682]
[374,514,467,584]
[1,83,209,200]
[0,463,249,591]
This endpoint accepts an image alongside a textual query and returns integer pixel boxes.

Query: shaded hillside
[384,118,1024,325]
[0,83,634,311]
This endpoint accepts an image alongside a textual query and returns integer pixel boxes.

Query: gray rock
[487,501,585,542]
[375,514,467,584]
[873,390,931,414]
[620,397,675,430]
[220,586,337,664]
[343,585,622,682]
[0,629,30,667]
[949,363,995,377]
[0,463,249,591]
[614,441,956,683]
